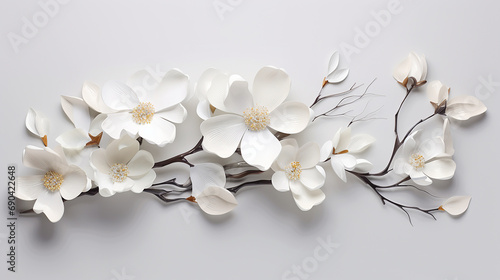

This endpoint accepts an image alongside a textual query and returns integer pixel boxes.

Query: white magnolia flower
[393,52,427,87]
[101,69,189,146]
[25,108,49,146]
[271,139,326,211]
[90,135,156,197]
[325,51,349,85]
[201,66,311,171]
[394,131,456,186]
[427,80,450,109]
[16,146,90,222]
[190,163,237,215]
[320,127,375,182]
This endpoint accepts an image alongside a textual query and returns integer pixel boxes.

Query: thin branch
[227,180,272,193]
[153,137,203,168]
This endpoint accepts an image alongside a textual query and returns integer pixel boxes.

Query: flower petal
[423,158,456,180]
[190,163,226,197]
[26,108,49,137]
[16,175,44,201]
[82,81,115,114]
[268,101,310,134]
[196,68,223,100]
[101,80,140,111]
[447,95,487,121]
[89,114,106,136]
[241,129,281,171]
[330,157,347,182]
[333,127,351,152]
[442,118,454,156]
[105,135,139,166]
[289,180,325,211]
[327,68,349,84]
[138,117,176,147]
[94,171,116,197]
[336,154,357,170]
[55,128,91,151]
[300,166,326,190]
[148,69,189,111]
[441,196,471,216]
[196,186,238,215]
[33,190,64,223]
[274,139,299,171]
[60,96,91,130]
[296,142,320,169]
[59,166,87,200]
[327,51,340,75]
[130,170,156,193]
[419,137,445,161]
[200,114,246,158]
[252,66,290,111]
[223,80,254,115]
[101,112,138,139]
[23,146,67,173]
[320,140,334,162]
[393,55,411,84]
[348,134,375,153]
[196,99,213,120]
[271,171,290,192]
[156,104,187,124]
[410,169,432,186]
[90,148,110,174]
[127,150,155,177]
[207,73,230,112]
[354,159,373,172]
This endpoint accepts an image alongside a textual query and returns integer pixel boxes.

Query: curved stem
[227,179,272,193]
[153,137,203,168]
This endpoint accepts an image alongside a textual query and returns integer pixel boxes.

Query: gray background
[1,0,498,279]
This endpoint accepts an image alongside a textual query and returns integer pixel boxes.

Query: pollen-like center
[131,102,155,125]
[410,153,425,170]
[109,163,129,183]
[243,106,270,131]
[43,171,64,192]
[285,161,302,181]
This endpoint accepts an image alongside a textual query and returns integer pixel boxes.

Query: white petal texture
[252,66,290,111]
[442,118,454,156]
[101,81,140,111]
[60,96,91,130]
[327,51,340,75]
[327,68,349,84]
[190,163,226,197]
[26,108,49,145]
[196,186,237,215]
[241,129,282,171]
[155,104,187,124]
[90,135,155,196]
[17,146,88,222]
[393,52,427,86]
[201,114,247,158]
[56,128,91,151]
[271,140,326,210]
[138,117,177,146]
[447,95,487,121]
[82,81,115,114]
[440,196,472,216]
[426,81,449,108]
[289,181,326,211]
[423,158,456,180]
[269,101,310,134]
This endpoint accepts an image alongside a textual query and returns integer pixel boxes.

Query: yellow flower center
[243,106,270,131]
[109,163,129,183]
[131,102,155,125]
[410,153,425,170]
[43,171,64,192]
[285,161,302,181]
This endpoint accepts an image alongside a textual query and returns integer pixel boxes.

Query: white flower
[393,52,427,87]
[25,108,49,146]
[90,135,156,197]
[394,131,456,186]
[320,127,375,182]
[16,146,90,222]
[201,66,311,170]
[427,80,450,109]
[101,69,189,146]
[271,139,326,211]
[190,163,237,215]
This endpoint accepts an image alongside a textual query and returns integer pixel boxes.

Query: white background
[1,0,499,279]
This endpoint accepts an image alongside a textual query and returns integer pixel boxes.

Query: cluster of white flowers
[17,52,486,223]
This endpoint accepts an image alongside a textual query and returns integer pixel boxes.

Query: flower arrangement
[16,52,487,223]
